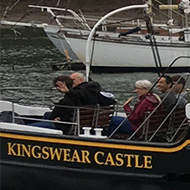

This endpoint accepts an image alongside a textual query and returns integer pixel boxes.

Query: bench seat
[70,104,116,135]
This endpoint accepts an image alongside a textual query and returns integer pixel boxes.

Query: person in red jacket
[108,80,161,136]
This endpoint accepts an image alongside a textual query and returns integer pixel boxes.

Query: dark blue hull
[1,163,190,190]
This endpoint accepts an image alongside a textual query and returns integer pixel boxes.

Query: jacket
[123,93,160,131]
[66,81,102,106]
[49,81,102,132]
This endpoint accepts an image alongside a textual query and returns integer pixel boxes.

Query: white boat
[27,2,190,73]
[1,2,190,73]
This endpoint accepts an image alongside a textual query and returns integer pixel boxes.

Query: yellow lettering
[21,144,31,157]
[7,142,153,170]
[105,153,115,166]
[31,145,41,159]
[63,149,71,162]
[94,151,104,165]
[17,144,21,156]
[71,150,81,163]
[144,155,152,169]
[81,150,91,164]
[115,153,124,166]
[134,155,143,168]
[125,154,134,167]
[49,147,62,161]
[42,146,49,159]
[7,143,17,156]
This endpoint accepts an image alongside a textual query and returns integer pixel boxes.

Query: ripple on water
[1,28,189,106]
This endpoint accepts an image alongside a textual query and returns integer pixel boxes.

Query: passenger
[171,75,187,108]
[56,72,116,106]
[30,72,115,133]
[56,72,102,106]
[48,75,80,124]
[157,75,176,109]
[108,80,161,136]
[29,75,78,133]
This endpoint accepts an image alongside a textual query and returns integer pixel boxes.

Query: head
[157,75,173,93]
[134,80,152,97]
[53,75,73,90]
[172,75,186,94]
[70,72,85,87]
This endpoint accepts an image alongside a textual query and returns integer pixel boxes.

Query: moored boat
[29,2,190,73]
[1,2,189,73]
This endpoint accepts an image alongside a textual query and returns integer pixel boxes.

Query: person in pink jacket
[108,80,161,136]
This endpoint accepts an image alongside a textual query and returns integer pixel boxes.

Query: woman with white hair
[109,80,161,136]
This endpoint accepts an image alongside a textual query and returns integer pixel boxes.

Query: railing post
[12,102,15,123]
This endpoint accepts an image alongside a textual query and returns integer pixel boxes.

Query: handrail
[28,5,91,30]
[85,4,148,81]
[0,87,54,106]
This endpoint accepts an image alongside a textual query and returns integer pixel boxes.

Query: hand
[56,81,69,93]
[123,97,133,106]
[54,117,60,121]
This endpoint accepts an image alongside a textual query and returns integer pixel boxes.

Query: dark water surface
[0,27,189,107]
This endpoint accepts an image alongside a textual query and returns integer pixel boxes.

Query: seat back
[71,104,116,135]
[95,105,115,128]
[78,105,97,128]
[141,109,170,141]
[141,108,188,142]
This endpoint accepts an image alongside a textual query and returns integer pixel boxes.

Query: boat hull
[1,130,190,189]
[64,33,190,72]
[1,164,190,190]
[42,26,190,73]
[43,26,81,61]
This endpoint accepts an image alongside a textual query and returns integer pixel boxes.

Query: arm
[128,99,150,122]
[123,97,133,115]
[48,98,73,120]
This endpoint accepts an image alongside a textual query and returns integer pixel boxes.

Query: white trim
[0,122,63,135]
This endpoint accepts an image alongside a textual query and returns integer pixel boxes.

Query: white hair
[77,72,85,79]
[135,80,152,90]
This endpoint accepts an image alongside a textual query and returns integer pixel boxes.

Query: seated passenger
[157,75,176,110]
[108,80,161,136]
[30,72,116,133]
[29,75,77,133]
[172,75,187,108]
[56,72,116,106]
[56,72,102,106]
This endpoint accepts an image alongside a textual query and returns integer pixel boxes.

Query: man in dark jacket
[31,72,115,133]
[157,75,176,109]
[56,72,116,106]
[29,76,77,133]
[56,72,101,104]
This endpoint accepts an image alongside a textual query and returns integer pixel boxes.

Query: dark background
[0,0,177,23]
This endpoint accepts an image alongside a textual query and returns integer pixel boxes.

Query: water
[0,27,189,106]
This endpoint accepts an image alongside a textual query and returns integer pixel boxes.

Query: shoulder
[88,81,101,87]
[144,93,160,103]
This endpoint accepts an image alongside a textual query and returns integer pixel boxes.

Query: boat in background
[29,1,190,73]
[1,1,189,73]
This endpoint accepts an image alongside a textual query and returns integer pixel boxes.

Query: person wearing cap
[109,80,161,136]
